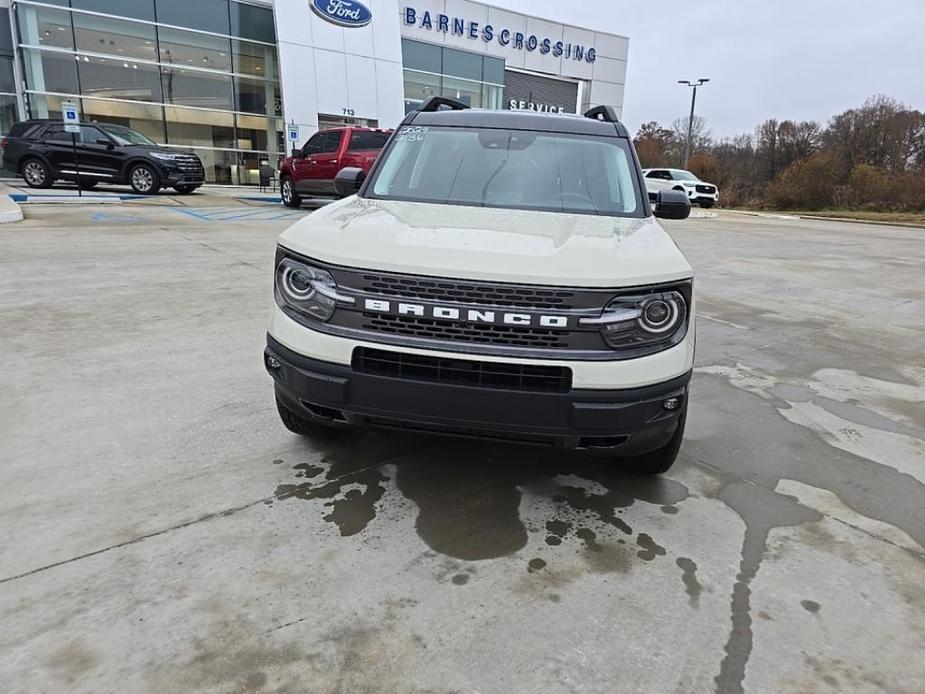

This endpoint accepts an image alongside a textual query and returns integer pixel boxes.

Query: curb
[726,209,925,229]
[0,184,24,223]
[798,215,925,230]
[9,193,124,204]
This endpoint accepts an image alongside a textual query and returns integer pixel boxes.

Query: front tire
[700,201,714,209]
[280,176,301,208]
[22,158,52,189]
[128,163,160,195]
[620,400,687,475]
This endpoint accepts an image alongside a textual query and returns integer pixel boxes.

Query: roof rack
[583,105,621,124]
[418,96,470,113]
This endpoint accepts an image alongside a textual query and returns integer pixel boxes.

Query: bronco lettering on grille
[363,298,570,328]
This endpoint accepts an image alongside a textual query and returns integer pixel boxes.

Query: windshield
[672,170,699,181]
[366,126,643,217]
[97,124,156,146]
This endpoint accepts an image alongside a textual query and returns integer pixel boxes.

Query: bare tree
[671,116,711,166]
[633,121,675,168]
[825,95,923,174]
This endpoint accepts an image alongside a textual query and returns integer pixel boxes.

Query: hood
[681,179,715,187]
[278,197,693,288]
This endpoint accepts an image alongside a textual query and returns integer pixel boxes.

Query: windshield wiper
[479,135,513,207]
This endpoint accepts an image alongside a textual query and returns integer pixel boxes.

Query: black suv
[2,120,204,195]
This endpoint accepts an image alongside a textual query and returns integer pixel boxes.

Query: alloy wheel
[24,161,46,186]
[131,166,155,193]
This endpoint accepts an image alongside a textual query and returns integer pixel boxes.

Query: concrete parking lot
[0,203,923,693]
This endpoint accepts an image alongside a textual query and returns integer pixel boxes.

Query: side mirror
[96,138,114,149]
[334,167,365,197]
[653,190,691,220]
[291,147,302,158]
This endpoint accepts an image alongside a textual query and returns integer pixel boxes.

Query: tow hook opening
[300,400,348,423]
[577,435,630,450]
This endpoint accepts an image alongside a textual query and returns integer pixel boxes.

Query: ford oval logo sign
[310,0,372,28]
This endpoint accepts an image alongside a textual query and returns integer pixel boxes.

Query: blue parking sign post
[62,100,82,197]
[288,122,299,156]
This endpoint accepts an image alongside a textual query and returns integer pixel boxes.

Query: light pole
[678,78,709,168]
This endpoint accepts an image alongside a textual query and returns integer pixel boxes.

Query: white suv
[265,99,695,474]
[643,168,719,208]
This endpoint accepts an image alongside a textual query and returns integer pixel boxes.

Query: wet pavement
[0,207,923,693]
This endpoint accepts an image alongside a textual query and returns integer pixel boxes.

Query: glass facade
[0,7,17,132]
[13,0,283,184]
[401,39,504,113]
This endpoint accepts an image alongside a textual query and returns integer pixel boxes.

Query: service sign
[62,99,80,133]
[310,0,372,28]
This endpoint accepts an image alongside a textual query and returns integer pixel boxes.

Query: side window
[349,131,390,151]
[645,170,659,179]
[320,131,342,154]
[45,126,72,142]
[79,126,106,145]
[302,133,324,156]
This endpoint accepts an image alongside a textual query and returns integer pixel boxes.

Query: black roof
[405,108,629,138]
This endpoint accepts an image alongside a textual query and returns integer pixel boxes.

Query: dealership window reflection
[401,40,504,113]
[14,0,282,184]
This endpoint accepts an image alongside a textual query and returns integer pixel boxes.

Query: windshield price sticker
[395,126,429,143]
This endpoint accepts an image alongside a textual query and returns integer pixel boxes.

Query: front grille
[695,184,716,194]
[359,273,577,310]
[173,155,204,175]
[362,314,568,349]
[320,265,624,356]
[353,347,572,393]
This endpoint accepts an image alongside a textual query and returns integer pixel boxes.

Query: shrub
[847,164,889,207]
[766,153,839,209]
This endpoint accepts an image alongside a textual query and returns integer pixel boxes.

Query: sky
[488,0,925,139]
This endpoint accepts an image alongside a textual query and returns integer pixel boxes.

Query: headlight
[581,287,688,352]
[275,257,352,322]
[150,152,182,161]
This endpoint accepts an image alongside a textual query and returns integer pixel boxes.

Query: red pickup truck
[280,127,392,208]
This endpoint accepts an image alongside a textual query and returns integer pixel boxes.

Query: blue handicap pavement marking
[169,206,308,222]
[9,193,145,202]
[90,212,142,222]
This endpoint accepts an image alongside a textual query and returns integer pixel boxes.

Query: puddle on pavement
[272,433,690,568]
[676,557,702,607]
[693,361,925,694]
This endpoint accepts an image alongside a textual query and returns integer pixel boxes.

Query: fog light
[266,354,282,370]
[663,397,681,411]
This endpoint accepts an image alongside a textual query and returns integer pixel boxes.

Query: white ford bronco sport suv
[265,98,694,474]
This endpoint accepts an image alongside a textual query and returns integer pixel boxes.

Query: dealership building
[0,0,628,185]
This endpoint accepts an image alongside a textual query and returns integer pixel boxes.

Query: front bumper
[161,171,204,187]
[266,335,690,455]
[153,161,205,187]
[686,189,718,203]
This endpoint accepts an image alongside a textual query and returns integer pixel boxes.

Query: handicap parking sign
[62,100,80,133]
[288,126,299,142]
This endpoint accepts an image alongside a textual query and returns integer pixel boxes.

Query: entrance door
[318,115,378,130]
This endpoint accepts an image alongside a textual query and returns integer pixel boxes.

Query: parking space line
[699,313,750,330]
